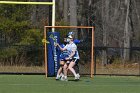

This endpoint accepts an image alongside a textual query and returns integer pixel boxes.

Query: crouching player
[55,50,68,80]
[56,38,68,80]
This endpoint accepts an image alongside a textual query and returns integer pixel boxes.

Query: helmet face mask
[66,38,70,42]
[66,35,73,43]
[68,35,73,39]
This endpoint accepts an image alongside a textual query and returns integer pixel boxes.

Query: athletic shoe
[61,76,68,81]
[59,73,64,77]
[60,75,65,81]
[55,76,60,80]
[77,74,80,80]
[63,78,68,81]
[74,75,79,81]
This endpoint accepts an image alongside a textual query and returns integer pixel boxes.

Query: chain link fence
[0,40,140,76]
[0,45,44,74]
[94,47,140,76]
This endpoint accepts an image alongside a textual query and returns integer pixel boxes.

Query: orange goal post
[43,26,94,78]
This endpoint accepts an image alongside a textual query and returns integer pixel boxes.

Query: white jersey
[64,42,80,59]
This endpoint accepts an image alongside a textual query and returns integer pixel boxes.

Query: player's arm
[66,50,76,60]
[55,43,67,51]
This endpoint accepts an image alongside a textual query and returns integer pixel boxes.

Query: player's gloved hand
[54,43,59,46]
[65,57,70,61]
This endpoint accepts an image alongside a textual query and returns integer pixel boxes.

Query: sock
[57,74,60,78]
[59,73,62,76]
[64,76,67,79]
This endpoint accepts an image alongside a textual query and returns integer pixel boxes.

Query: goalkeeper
[67,32,81,78]
[62,35,80,81]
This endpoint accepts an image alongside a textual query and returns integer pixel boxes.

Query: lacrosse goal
[43,26,95,78]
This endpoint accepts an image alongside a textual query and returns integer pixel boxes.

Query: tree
[69,0,78,38]
[101,0,110,66]
[0,4,42,65]
[123,0,131,61]
[64,0,68,22]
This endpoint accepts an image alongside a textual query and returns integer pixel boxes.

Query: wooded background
[0,0,140,68]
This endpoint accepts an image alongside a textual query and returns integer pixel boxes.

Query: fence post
[94,48,96,76]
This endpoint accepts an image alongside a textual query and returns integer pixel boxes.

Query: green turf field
[0,75,140,93]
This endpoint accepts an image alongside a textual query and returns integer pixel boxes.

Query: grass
[0,75,140,93]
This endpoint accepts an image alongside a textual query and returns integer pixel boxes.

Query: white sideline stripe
[0,84,48,86]
[0,83,140,87]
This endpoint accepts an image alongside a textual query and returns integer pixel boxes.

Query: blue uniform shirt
[74,39,80,44]
[59,44,69,60]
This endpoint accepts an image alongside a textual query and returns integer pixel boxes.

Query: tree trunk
[123,0,130,61]
[69,0,77,38]
[102,0,109,66]
[64,0,68,22]
[58,0,63,19]
[31,0,37,26]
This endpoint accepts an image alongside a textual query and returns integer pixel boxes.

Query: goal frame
[44,26,95,78]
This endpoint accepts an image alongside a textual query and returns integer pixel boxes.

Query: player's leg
[68,62,78,80]
[63,63,68,81]
[74,63,79,74]
[56,67,62,80]
[59,60,65,76]
[74,62,80,79]
[68,58,80,80]
[56,60,65,80]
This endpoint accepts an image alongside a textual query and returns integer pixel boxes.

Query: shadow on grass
[68,79,81,82]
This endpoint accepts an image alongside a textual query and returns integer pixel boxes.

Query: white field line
[0,83,139,87]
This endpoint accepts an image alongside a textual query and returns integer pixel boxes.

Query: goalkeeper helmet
[68,31,74,36]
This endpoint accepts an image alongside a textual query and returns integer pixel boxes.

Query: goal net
[43,26,94,78]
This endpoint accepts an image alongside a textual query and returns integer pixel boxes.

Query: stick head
[42,39,49,44]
